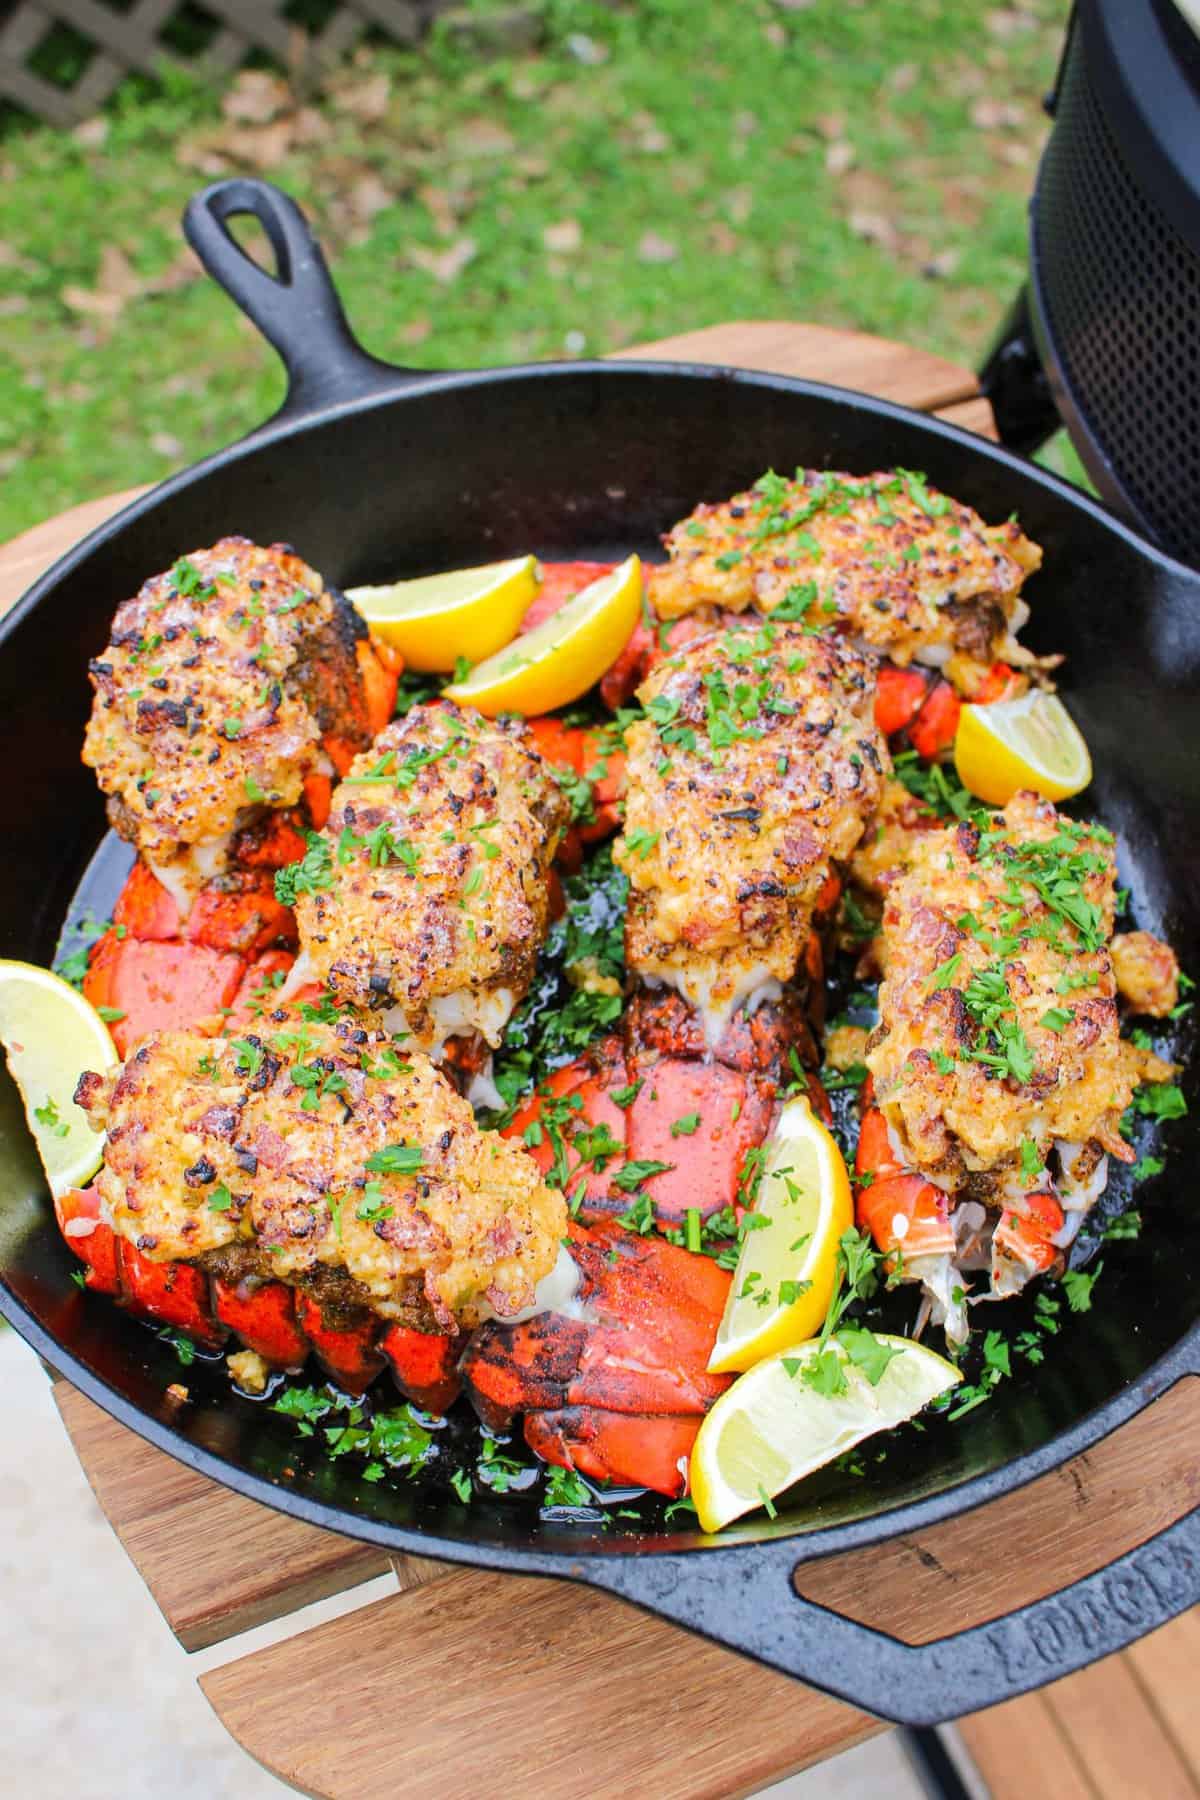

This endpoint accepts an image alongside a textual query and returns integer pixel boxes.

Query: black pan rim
[6,1270,1195,1572]
[2,351,1196,1573]
[3,354,1198,655]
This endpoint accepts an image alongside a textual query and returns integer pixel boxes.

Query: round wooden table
[3,322,1197,1800]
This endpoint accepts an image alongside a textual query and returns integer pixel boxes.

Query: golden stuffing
[867,792,1136,1189]
[652,468,1042,682]
[616,619,888,1032]
[82,537,371,898]
[292,702,568,1052]
[75,1017,566,1331]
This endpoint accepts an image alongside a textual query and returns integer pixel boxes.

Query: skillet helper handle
[183,178,422,423]
[584,1501,1200,1725]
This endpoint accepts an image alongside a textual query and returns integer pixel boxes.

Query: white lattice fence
[0,0,449,125]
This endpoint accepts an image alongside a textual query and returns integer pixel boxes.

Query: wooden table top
[4,318,1198,1800]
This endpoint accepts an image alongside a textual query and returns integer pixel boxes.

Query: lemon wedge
[443,554,643,717]
[708,1095,854,1375]
[0,960,118,1197]
[347,556,541,673]
[690,1334,960,1533]
[954,690,1092,807]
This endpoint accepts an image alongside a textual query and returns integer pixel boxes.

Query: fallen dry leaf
[61,241,201,331]
[347,173,394,224]
[995,140,1033,166]
[147,248,202,294]
[177,141,231,179]
[291,106,331,147]
[543,218,582,253]
[970,97,1026,130]
[401,317,433,346]
[61,243,143,324]
[456,117,517,157]
[150,432,185,459]
[763,23,788,48]
[637,231,679,264]
[847,210,900,250]
[0,241,37,275]
[724,186,754,224]
[72,116,109,149]
[733,109,760,138]
[706,223,740,256]
[418,186,461,238]
[222,70,291,125]
[986,7,1036,37]
[409,237,478,283]
[222,121,296,171]
[922,248,961,279]
[329,73,391,122]
[815,112,846,141]
[889,63,919,93]
[825,140,856,175]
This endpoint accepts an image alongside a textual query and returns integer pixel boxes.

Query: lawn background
[0,0,1070,542]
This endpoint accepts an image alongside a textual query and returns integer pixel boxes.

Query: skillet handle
[183,178,423,424]
[584,1501,1200,1724]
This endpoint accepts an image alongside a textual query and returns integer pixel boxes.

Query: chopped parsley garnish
[623,827,660,861]
[274,832,334,904]
[273,1388,435,1476]
[616,1192,656,1234]
[611,1158,674,1193]
[156,1326,196,1366]
[669,1112,701,1137]
[356,1183,394,1223]
[290,1060,349,1112]
[230,1037,264,1079]
[33,1097,69,1139]
[1062,1263,1102,1312]
[364,1142,424,1175]
[542,1465,594,1510]
[477,1436,534,1495]
[1130,1082,1187,1121]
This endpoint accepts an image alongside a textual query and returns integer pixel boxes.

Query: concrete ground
[1,1326,943,1800]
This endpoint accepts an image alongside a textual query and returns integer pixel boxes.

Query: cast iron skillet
[2,179,1199,1725]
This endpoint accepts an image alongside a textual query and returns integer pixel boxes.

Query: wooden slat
[52,1384,389,1650]
[797,1378,1200,1642]
[956,1691,1097,1800]
[200,1568,874,1800]
[1042,1655,1199,1800]
[1125,1609,1200,1777]
[0,484,149,618]
[957,1607,1200,1800]
[934,393,998,438]
[618,320,981,411]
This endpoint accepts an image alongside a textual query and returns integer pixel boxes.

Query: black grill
[1035,29,1200,561]
[981,1,1200,568]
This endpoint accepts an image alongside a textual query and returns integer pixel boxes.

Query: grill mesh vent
[1036,35,1200,563]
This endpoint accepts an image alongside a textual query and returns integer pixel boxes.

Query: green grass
[0,0,1068,541]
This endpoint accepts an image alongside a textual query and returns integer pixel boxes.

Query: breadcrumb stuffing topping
[76,1016,566,1331]
[653,467,1042,681]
